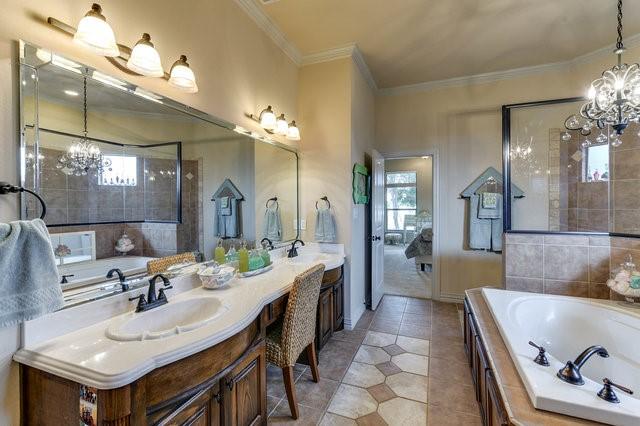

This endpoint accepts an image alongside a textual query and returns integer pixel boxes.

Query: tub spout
[557,345,609,386]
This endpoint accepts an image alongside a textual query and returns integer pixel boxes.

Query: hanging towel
[478,192,502,219]
[0,219,64,327]
[216,198,240,238]
[469,195,491,250]
[314,207,336,243]
[481,192,499,209]
[263,205,282,242]
[220,196,232,216]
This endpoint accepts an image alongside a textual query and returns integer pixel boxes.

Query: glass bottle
[238,241,249,273]
[260,242,271,267]
[225,244,237,263]
[249,247,265,271]
[214,240,226,264]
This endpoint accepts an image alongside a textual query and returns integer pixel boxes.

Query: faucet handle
[128,294,147,312]
[158,286,173,301]
[528,341,550,366]
[598,378,633,403]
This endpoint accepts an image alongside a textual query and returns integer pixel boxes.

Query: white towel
[0,219,64,327]
[263,205,282,242]
[314,207,336,243]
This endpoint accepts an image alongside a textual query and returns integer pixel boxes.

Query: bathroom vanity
[15,250,345,426]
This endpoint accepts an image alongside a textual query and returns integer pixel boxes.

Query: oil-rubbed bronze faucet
[106,268,128,292]
[557,345,609,385]
[128,274,173,313]
[287,239,305,258]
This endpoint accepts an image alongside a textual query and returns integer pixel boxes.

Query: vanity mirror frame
[502,95,640,238]
[17,40,301,241]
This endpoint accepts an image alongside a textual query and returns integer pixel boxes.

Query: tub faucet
[106,268,128,292]
[557,345,609,385]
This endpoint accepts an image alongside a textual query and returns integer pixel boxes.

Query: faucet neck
[574,345,609,369]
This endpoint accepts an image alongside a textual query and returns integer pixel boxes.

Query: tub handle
[598,378,633,403]
[528,341,550,366]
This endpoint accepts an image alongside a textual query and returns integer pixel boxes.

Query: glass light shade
[126,33,164,77]
[169,55,198,93]
[73,4,119,57]
[275,114,288,135]
[286,121,301,141]
[259,105,277,130]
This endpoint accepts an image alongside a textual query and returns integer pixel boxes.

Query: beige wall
[374,45,640,300]
[0,1,299,423]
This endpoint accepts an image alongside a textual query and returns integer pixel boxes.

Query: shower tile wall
[504,232,640,299]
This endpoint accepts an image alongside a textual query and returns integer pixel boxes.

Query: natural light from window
[584,144,609,182]
[385,171,417,231]
[100,155,138,186]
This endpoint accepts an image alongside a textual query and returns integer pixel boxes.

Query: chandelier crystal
[56,76,112,176]
[565,0,640,140]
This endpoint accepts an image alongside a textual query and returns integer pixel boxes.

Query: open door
[370,150,385,310]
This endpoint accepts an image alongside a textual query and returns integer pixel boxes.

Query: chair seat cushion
[265,319,285,367]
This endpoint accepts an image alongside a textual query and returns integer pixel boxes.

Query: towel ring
[266,197,279,210]
[0,182,47,219]
[315,196,331,210]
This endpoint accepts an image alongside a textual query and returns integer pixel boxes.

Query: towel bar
[0,182,47,219]
[315,196,331,210]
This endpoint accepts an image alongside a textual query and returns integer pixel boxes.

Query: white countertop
[13,245,344,389]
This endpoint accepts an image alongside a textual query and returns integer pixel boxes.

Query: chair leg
[307,341,320,383]
[282,365,299,419]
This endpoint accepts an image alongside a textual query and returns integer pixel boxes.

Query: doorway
[382,156,434,299]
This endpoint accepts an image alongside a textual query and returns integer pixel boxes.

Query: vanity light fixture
[46,3,199,93]
[286,121,300,141]
[275,114,288,135]
[73,3,120,57]
[126,33,164,77]
[168,55,198,93]
[259,105,277,130]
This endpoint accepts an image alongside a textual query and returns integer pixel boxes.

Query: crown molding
[301,43,378,90]
[232,0,302,65]
[351,45,378,91]
[379,33,640,96]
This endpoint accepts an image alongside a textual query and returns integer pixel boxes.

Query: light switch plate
[299,219,307,230]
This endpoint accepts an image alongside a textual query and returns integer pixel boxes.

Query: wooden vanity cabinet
[222,343,266,426]
[317,288,334,349]
[463,297,509,426]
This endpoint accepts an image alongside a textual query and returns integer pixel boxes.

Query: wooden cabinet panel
[486,370,508,426]
[463,299,471,362]
[223,343,266,426]
[158,384,221,426]
[317,288,334,349]
[332,281,344,331]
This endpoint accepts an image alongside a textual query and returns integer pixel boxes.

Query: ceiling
[257,0,640,88]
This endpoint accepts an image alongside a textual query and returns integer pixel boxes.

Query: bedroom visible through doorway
[383,156,433,299]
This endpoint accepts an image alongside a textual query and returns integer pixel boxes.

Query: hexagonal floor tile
[390,353,429,376]
[395,336,430,356]
[385,372,428,403]
[327,384,378,419]
[378,397,427,426]
[343,362,386,388]
[363,331,396,347]
[354,345,391,365]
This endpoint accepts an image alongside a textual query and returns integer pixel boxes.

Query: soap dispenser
[249,245,265,271]
[238,240,249,273]
[226,244,237,263]
[214,239,226,264]
[260,241,271,267]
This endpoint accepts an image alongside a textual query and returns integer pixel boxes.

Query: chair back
[147,252,196,275]
[281,264,325,365]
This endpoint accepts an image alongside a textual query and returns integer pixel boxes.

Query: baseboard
[344,303,366,331]
[438,292,465,303]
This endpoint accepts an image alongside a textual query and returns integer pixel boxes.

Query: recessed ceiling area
[257,0,640,88]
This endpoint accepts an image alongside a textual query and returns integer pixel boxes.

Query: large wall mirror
[19,41,299,296]
[503,97,640,236]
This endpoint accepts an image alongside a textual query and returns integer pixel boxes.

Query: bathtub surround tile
[543,245,588,281]
[505,277,544,293]
[588,245,610,283]
[543,235,589,246]
[589,283,610,300]
[543,280,589,297]
[504,233,543,244]
[505,243,543,278]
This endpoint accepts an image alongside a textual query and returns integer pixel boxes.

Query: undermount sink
[106,297,227,341]
[287,253,331,264]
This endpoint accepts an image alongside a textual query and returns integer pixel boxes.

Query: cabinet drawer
[322,267,343,285]
[265,295,288,326]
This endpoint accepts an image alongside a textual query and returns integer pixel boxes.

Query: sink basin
[287,253,330,265]
[106,297,227,341]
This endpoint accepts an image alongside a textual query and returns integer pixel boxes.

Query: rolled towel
[0,219,64,327]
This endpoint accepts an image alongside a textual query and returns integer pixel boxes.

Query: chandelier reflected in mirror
[510,136,543,177]
[56,75,112,176]
[565,0,640,143]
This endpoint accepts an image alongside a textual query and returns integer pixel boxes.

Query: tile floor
[266,295,481,425]
[383,245,431,299]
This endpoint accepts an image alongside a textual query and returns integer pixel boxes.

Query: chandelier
[565,0,640,143]
[56,75,112,176]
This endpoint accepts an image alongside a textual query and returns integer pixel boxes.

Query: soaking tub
[482,288,640,426]
[58,256,155,290]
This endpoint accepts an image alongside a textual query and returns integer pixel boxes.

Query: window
[385,171,417,231]
[583,144,609,182]
[100,155,138,186]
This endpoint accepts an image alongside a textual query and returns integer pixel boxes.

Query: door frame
[379,148,441,301]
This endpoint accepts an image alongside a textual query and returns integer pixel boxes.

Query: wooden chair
[265,264,325,419]
[146,252,196,275]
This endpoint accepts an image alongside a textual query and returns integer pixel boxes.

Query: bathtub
[58,256,155,290]
[482,288,640,426]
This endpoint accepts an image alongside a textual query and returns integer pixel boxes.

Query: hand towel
[0,219,64,327]
[220,196,232,216]
[469,195,491,250]
[263,205,282,242]
[314,207,336,243]
[481,192,498,209]
[477,192,502,219]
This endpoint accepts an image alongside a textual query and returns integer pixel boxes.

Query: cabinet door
[157,383,222,426]
[332,281,344,331]
[475,335,490,424]
[223,343,266,426]
[317,288,334,349]
[485,370,508,426]
[463,299,471,362]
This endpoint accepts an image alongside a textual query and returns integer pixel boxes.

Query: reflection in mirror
[19,41,299,303]
[506,98,640,235]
